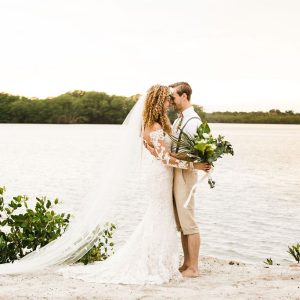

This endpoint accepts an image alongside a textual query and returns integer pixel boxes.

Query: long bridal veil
[0,95,148,274]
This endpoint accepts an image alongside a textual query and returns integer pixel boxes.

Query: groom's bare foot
[178,264,189,272]
[182,267,200,278]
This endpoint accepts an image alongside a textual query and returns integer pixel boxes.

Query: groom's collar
[181,106,194,118]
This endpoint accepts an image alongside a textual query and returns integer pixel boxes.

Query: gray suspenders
[175,116,201,153]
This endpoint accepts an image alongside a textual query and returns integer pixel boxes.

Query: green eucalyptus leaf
[46,200,51,209]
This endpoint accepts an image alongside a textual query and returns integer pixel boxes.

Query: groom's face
[172,87,185,112]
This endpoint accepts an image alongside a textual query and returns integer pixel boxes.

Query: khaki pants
[173,168,199,235]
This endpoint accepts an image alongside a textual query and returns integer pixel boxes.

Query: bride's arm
[149,127,210,171]
[145,142,185,160]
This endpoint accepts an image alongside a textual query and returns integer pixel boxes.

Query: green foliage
[0,186,116,265]
[0,91,136,124]
[1,91,299,124]
[263,243,300,265]
[206,109,300,124]
[287,243,300,263]
[0,186,70,263]
[264,258,273,265]
[78,223,116,265]
[170,122,234,165]
[170,122,234,188]
[193,105,207,122]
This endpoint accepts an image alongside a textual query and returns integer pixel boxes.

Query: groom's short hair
[169,82,192,101]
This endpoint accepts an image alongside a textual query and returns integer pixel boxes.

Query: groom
[169,82,204,278]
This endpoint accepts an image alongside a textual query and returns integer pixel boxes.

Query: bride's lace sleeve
[149,129,191,169]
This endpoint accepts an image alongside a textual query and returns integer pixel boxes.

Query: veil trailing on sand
[0,95,148,274]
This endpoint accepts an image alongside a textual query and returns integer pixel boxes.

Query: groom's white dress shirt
[172,106,201,140]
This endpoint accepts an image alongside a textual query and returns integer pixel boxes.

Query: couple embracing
[64,82,211,284]
[0,82,211,285]
[143,82,211,280]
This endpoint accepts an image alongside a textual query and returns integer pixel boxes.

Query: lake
[0,123,299,264]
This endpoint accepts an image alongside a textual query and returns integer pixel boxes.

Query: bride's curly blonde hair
[143,85,172,135]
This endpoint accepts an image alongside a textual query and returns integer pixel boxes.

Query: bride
[0,84,209,284]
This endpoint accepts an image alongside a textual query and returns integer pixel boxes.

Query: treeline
[0,91,137,124]
[0,91,299,124]
[205,109,300,124]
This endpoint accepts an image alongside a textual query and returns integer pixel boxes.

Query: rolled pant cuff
[182,229,199,235]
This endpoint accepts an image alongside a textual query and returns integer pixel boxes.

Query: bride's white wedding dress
[60,129,189,284]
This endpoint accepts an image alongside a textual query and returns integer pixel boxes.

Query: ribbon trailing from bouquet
[183,168,214,209]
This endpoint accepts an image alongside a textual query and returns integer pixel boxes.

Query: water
[0,123,299,264]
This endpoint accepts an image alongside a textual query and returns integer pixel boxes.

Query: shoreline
[0,256,299,299]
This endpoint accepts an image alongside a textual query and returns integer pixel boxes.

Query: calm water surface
[0,123,299,264]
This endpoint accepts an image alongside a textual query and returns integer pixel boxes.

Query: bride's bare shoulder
[150,123,162,131]
[144,123,162,134]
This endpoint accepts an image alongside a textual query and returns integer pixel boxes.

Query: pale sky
[1,0,300,112]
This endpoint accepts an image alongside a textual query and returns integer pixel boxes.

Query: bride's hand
[143,140,157,157]
[193,162,211,172]
[170,152,180,158]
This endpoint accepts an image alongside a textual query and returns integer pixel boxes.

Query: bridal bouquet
[170,122,234,188]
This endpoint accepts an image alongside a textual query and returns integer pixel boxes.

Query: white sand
[0,256,299,300]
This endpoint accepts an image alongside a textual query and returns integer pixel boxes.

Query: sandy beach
[0,256,299,300]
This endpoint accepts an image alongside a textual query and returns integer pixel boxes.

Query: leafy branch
[0,186,116,265]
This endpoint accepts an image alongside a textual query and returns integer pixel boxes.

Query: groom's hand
[193,163,211,172]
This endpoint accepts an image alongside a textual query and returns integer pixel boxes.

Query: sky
[0,0,300,112]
